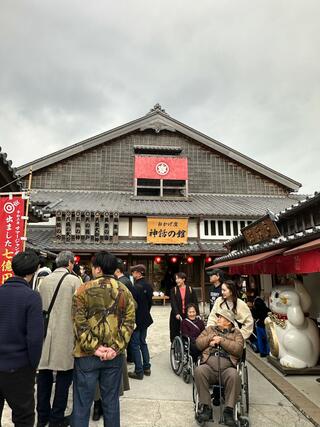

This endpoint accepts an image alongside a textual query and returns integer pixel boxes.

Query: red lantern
[154,256,162,264]
[205,256,212,264]
[187,256,194,264]
[170,256,178,264]
[74,255,80,264]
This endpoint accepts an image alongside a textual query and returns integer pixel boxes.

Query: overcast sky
[1,0,319,194]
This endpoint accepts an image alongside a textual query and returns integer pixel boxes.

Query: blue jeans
[72,354,123,427]
[256,325,270,356]
[130,328,151,375]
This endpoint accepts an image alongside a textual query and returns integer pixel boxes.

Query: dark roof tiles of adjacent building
[27,226,226,254]
[0,146,22,192]
[213,225,320,264]
[30,190,302,219]
[278,191,320,218]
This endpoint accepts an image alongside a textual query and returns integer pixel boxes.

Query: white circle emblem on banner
[4,202,15,214]
[156,162,170,176]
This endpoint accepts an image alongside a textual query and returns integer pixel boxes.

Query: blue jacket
[0,276,43,371]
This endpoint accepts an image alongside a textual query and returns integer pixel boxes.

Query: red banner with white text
[0,196,26,285]
[134,156,188,180]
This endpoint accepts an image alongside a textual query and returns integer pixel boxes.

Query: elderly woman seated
[194,308,244,427]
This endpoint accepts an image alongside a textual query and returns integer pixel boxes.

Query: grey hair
[55,251,75,268]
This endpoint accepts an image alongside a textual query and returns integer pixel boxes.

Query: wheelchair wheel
[170,336,184,376]
[182,369,191,384]
[240,416,250,426]
[241,365,249,415]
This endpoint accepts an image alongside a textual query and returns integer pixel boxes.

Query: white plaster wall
[188,219,198,238]
[132,218,147,237]
[303,273,320,319]
[119,218,129,236]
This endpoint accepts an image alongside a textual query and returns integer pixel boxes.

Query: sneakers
[143,369,151,376]
[128,371,144,380]
[196,404,213,423]
[223,407,236,427]
[92,399,103,421]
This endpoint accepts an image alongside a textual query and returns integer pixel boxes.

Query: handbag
[43,272,69,339]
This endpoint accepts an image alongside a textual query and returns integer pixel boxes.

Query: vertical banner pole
[22,167,33,251]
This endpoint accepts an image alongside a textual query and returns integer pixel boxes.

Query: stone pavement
[1,305,315,426]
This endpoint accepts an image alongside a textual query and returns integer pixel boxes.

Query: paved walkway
[1,305,315,426]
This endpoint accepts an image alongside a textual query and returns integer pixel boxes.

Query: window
[218,221,224,236]
[136,178,187,197]
[202,219,254,239]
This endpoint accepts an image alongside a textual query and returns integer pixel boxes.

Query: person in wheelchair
[180,303,205,362]
[194,308,244,426]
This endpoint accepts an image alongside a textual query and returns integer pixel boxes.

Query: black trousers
[37,369,73,424]
[0,365,36,427]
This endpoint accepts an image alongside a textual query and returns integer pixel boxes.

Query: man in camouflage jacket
[71,252,135,427]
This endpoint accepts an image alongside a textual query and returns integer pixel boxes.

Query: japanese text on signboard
[147,218,188,244]
[0,196,26,285]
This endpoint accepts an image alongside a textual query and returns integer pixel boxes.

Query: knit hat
[215,308,236,327]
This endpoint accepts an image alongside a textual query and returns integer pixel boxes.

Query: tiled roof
[30,190,302,218]
[17,107,301,191]
[278,191,320,218]
[26,226,227,254]
[0,147,22,192]
[213,226,320,264]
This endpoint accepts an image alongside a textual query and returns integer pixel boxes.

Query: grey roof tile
[30,190,302,218]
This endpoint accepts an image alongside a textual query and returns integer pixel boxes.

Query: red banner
[134,156,188,180]
[0,196,26,285]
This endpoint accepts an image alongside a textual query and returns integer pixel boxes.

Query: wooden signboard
[147,217,188,244]
[242,216,281,246]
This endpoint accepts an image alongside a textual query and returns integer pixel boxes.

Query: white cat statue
[265,280,320,369]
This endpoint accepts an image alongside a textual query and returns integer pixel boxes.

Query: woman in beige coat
[37,251,81,427]
[207,280,254,342]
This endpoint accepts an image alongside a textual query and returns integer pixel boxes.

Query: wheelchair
[193,351,250,426]
[170,335,194,384]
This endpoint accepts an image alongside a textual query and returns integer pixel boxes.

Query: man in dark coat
[128,264,153,380]
[207,268,226,311]
[0,250,43,427]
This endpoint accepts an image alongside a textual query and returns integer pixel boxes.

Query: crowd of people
[0,250,154,427]
[0,250,264,427]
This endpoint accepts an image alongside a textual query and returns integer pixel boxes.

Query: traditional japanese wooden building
[17,104,302,298]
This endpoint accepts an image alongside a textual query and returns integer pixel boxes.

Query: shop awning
[283,238,320,256]
[209,248,285,269]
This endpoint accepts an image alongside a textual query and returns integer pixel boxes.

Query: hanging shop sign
[242,215,281,245]
[0,195,26,285]
[147,217,188,244]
